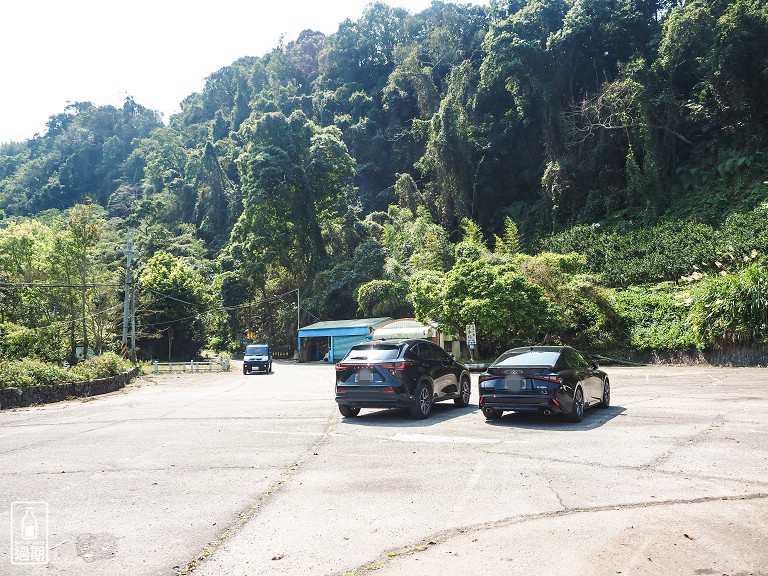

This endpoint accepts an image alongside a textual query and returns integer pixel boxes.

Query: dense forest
[1,0,767,365]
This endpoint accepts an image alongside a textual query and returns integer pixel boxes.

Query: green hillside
[1,0,767,364]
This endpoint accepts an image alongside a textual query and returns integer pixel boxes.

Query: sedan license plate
[356,369,373,383]
[503,377,528,391]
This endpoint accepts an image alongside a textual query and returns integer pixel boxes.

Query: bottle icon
[21,507,38,540]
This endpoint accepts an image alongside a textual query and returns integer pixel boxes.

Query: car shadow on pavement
[483,405,626,431]
[341,403,479,427]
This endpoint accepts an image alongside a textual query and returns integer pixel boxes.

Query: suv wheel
[339,405,360,418]
[410,381,433,419]
[454,375,471,407]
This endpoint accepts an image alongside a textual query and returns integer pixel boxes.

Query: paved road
[1,363,767,575]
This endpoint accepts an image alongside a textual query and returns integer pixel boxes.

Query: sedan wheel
[339,405,360,418]
[410,381,433,419]
[568,387,584,422]
[599,378,610,408]
[454,376,471,407]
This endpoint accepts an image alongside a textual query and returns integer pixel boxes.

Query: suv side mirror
[590,359,599,369]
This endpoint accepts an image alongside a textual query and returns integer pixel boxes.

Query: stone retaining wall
[0,366,140,410]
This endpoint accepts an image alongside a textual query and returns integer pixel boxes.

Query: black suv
[335,339,472,419]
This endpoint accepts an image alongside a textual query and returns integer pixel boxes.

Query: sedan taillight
[381,361,412,370]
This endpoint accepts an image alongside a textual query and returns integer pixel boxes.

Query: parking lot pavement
[2,363,767,575]
[0,362,333,576]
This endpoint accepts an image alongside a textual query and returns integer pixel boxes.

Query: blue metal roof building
[297,317,392,362]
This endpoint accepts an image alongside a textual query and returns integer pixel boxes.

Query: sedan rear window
[493,349,561,368]
[343,344,402,362]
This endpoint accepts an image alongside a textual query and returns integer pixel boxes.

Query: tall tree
[66,202,104,358]
[138,252,213,360]
[230,111,356,288]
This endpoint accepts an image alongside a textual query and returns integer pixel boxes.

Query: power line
[142,286,205,308]
[138,289,308,330]
[1,269,318,341]
[0,302,125,338]
[0,281,123,288]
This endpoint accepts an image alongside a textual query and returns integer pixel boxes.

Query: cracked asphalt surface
[1,363,767,575]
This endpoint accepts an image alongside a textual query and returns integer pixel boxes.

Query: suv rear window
[343,344,402,362]
[493,349,561,368]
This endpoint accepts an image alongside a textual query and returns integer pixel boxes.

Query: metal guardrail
[152,359,230,373]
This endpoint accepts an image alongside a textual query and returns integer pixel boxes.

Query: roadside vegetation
[0,352,128,389]
[1,0,767,372]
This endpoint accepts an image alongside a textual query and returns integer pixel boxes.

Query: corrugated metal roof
[372,318,433,340]
[375,318,425,330]
[298,317,392,331]
[373,326,434,340]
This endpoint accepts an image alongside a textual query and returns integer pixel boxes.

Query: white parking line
[391,433,499,444]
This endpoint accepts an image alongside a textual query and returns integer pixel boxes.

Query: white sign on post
[465,323,477,348]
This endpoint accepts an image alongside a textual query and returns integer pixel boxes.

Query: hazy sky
[0,0,488,144]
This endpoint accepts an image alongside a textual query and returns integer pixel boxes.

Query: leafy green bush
[411,259,559,355]
[408,269,445,327]
[0,323,38,360]
[356,279,410,317]
[0,322,66,363]
[538,225,604,261]
[512,253,623,350]
[70,352,128,380]
[513,252,588,287]
[207,336,227,353]
[557,276,626,351]
[541,221,717,286]
[611,285,697,351]
[716,204,768,267]
[0,353,129,389]
[0,359,74,389]
[690,264,768,349]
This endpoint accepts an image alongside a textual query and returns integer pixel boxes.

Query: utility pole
[297,287,301,353]
[130,275,138,363]
[119,232,141,361]
[81,242,88,359]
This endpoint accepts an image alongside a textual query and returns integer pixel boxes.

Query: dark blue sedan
[478,346,609,422]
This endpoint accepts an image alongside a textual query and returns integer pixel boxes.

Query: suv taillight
[534,376,563,385]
